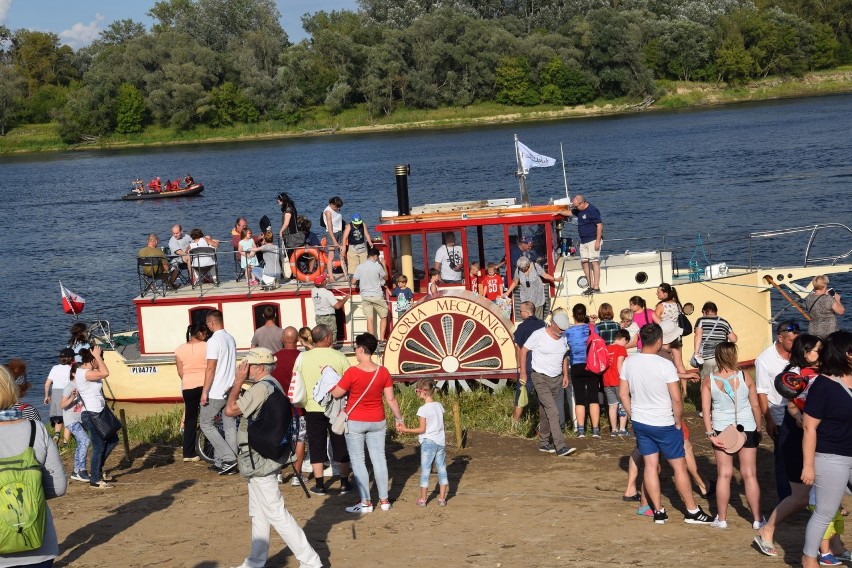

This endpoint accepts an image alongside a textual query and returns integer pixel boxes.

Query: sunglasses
[780,323,801,333]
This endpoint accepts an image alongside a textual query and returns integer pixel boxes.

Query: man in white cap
[519,311,576,457]
[342,213,373,274]
[224,347,322,568]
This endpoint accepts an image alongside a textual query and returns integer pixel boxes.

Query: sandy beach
[50,412,844,567]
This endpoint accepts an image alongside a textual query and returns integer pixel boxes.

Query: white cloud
[60,13,105,49]
[0,0,12,25]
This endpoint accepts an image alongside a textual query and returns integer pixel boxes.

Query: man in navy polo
[569,194,603,295]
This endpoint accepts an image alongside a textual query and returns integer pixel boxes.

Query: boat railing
[602,222,852,274]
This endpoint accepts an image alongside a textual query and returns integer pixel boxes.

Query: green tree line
[0,0,849,141]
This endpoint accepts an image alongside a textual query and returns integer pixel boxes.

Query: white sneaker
[276,474,283,484]
[380,500,392,511]
[345,502,373,514]
[291,475,304,487]
[753,516,767,530]
[710,517,728,529]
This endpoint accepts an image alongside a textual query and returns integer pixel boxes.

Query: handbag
[677,308,693,337]
[517,382,529,408]
[283,231,305,250]
[331,368,380,435]
[714,371,747,454]
[90,406,122,439]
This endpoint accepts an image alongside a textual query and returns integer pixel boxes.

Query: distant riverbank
[2,68,851,155]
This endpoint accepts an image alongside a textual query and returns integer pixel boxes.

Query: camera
[828,288,836,297]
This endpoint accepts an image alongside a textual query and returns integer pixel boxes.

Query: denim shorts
[603,386,621,405]
[633,421,685,460]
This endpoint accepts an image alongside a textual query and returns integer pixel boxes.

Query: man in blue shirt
[569,194,604,295]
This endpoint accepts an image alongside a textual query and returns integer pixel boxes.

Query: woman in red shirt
[331,333,404,514]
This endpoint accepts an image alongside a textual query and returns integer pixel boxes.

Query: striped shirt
[695,316,733,359]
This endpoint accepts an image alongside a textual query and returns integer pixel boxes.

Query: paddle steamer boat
[97,166,852,402]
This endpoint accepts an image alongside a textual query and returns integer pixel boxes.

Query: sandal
[437,498,447,507]
[416,498,427,507]
[622,493,641,502]
[754,535,778,557]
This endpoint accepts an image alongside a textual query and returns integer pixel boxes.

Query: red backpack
[586,322,609,374]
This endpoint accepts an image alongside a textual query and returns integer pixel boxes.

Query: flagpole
[560,142,570,201]
[514,134,531,207]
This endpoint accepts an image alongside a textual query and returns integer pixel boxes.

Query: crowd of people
[516,275,850,566]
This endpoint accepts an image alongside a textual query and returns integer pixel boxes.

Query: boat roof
[376,198,572,235]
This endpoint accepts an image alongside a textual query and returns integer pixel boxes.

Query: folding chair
[137,257,167,298]
[190,246,220,293]
[233,246,245,282]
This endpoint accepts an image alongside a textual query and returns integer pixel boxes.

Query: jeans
[81,411,119,484]
[530,371,568,451]
[419,439,448,488]
[200,398,237,467]
[240,474,322,568]
[67,421,90,473]
[182,386,202,458]
[344,420,389,502]
[803,453,852,557]
[774,421,792,502]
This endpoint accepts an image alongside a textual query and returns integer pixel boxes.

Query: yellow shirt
[294,347,350,412]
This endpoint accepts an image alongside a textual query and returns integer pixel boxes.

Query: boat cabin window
[189,307,215,328]
[252,303,281,329]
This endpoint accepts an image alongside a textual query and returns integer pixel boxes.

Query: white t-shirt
[206,329,236,400]
[75,367,105,413]
[417,401,446,446]
[621,353,679,427]
[324,206,343,233]
[312,287,338,316]
[754,342,789,426]
[523,327,568,377]
[47,364,72,391]
[434,244,463,281]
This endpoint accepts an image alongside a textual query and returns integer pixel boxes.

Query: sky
[0,0,359,48]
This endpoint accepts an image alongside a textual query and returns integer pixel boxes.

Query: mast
[560,142,570,201]
[514,134,531,206]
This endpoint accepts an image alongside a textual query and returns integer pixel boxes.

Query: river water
[1,94,851,414]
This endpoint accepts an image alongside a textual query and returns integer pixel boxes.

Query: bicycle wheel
[195,429,216,464]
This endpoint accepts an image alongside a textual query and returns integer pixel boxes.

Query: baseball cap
[552,312,571,330]
[60,348,75,358]
[520,236,533,244]
[244,347,275,365]
[313,273,328,285]
[351,213,363,224]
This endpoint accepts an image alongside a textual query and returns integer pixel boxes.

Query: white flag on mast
[517,140,556,175]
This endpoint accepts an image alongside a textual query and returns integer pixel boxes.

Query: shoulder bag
[331,367,380,435]
[677,305,693,337]
[81,398,122,439]
[714,371,747,454]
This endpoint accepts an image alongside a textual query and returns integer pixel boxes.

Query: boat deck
[134,275,355,302]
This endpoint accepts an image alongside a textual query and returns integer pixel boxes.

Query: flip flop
[754,535,778,557]
[622,493,641,502]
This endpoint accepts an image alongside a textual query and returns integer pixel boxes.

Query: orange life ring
[289,248,326,282]
[319,236,345,274]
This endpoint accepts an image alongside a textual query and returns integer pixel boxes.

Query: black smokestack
[395,164,411,216]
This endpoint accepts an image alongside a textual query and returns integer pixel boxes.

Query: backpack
[0,421,46,554]
[586,323,610,374]
[247,379,296,462]
[319,211,326,229]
